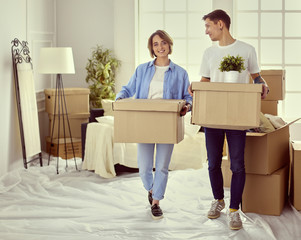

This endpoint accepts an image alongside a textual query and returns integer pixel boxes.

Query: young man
[189,9,269,230]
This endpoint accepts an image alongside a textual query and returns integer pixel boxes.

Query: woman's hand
[188,84,193,96]
[180,104,191,116]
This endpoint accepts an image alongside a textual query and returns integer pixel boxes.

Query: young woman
[116,30,192,219]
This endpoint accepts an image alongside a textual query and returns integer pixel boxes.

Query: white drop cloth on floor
[0,159,300,240]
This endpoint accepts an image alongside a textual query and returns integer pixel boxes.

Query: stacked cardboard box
[290,142,301,210]
[249,70,285,115]
[44,88,90,159]
[46,137,82,159]
[222,123,293,215]
[221,70,291,215]
[113,99,186,144]
[242,69,289,215]
[48,112,90,138]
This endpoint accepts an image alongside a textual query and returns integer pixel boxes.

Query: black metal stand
[47,74,78,174]
[11,38,43,169]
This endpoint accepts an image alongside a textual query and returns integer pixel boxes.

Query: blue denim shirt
[116,59,192,105]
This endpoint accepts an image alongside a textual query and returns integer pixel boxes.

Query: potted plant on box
[219,54,246,82]
[85,45,121,108]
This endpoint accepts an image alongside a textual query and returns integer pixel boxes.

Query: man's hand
[261,84,269,100]
[250,73,269,100]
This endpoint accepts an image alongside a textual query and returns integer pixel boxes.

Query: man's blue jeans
[204,127,246,210]
[137,143,174,201]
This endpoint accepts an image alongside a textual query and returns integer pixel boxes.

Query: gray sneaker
[227,211,243,230]
[207,199,225,219]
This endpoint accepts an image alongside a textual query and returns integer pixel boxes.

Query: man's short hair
[203,9,231,30]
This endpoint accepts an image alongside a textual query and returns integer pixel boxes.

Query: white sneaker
[227,211,243,230]
[207,199,225,219]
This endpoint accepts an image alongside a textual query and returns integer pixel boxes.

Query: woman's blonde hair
[147,30,173,58]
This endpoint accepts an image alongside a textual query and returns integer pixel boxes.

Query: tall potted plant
[219,54,245,83]
[85,45,121,108]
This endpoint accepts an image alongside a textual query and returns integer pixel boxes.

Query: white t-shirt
[148,65,169,99]
[200,40,260,83]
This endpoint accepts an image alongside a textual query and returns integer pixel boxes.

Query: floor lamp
[38,47,78,173]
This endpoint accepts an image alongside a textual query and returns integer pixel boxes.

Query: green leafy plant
[85,45,121,108]
[219,54,246,73]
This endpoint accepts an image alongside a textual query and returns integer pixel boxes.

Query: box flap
[261,69,285,76]
[246,118,301,137]
[44,88,90,95]
[275,118,301,131]
[191,82,262,93]
[245,132,266,137]
[113,99,186,112]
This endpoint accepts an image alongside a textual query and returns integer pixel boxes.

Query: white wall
[0,0,27,176]
[55,0,136,92]
[113,0,136,93]
[56,0,115,88]
[0,0,57,176]
[0,0,134,176]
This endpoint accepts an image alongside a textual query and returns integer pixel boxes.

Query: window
[137,0,213,82]
[233,0,301,119]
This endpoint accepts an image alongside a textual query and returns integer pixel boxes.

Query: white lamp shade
[38,47,75,74]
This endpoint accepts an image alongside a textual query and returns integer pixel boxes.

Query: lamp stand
[48,74,78,173]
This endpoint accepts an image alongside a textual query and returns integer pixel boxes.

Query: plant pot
[224,71,239,83]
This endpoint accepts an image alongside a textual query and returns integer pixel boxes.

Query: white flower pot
[224,71,239,83]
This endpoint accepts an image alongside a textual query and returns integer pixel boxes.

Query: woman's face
[152,35,170,58]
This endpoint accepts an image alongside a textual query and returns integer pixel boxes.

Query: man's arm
[251,73,269,100]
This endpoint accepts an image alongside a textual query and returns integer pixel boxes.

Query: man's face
[204,18,221,41]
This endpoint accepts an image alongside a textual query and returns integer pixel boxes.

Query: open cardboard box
[113,99,186,144]
[244,119,300,175]
[191,82,261,130]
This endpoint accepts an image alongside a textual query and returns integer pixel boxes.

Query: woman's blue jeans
[204,127,246,209]
[137,143,174,201]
